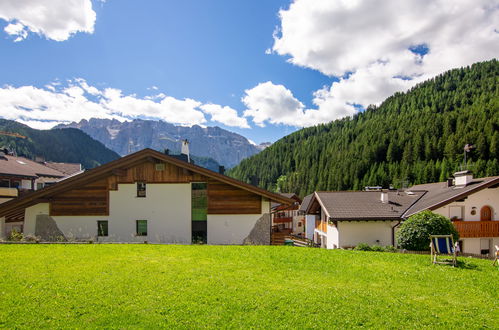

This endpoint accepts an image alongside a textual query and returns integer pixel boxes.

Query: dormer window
[137,182,146,197]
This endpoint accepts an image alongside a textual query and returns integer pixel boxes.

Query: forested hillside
[228,60,499,196]
[0,119,120,169]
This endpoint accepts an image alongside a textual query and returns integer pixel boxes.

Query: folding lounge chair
[430,235,457,267]
[493,245,499,267]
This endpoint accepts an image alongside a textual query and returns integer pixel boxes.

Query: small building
[0,148,293,244]
[405,172,499,255]
[271,193,303,244]
[303,172,498,254]
[304,191,423,249]
[0,151,82,237]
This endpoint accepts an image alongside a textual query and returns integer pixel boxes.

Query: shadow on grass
[456,259,480,270]
[431,259,480,270]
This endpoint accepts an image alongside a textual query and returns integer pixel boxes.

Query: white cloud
[0,0,96,41]
[200,104,250,129]
[258,0,499,127]
[242,82,304,127]
[0,79,250,129]
[242,81,357,127]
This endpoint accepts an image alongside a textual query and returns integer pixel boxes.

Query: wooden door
[480,206,492,221]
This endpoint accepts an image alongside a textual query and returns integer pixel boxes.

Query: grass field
[0,245,497,328]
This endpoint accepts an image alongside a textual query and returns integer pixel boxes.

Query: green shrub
[354,243,372,251]
[371,245,385,252]
[7,229,23,241]
[397,210,459,251]
[383,245,397,253]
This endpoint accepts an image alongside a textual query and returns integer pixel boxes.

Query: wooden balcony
[315,220,327,233]
[452,220,499,238]
[273,216,293,224]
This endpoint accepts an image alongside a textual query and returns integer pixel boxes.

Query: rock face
[56,118,262,168]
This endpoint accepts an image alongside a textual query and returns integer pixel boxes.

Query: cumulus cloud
[256,0,499,127]
[200,104,250,128]
[0,0,96,41]
[242,81,357,127]
[0,79,247,129]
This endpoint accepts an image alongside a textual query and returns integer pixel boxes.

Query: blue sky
[0,0,497,144]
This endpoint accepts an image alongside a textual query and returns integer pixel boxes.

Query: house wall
[24,203,50,235]
[336,221,397,248]
[305,215,315,240]
[432,187,499,254]
[432,187,499,221]
[326,224,339,249]
[207,199,269,245]
[21,180,32,190]
[22,183,271,245]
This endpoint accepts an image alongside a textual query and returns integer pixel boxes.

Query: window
[136,220,147,236]
[137,182,146,197]
[192,182,207,243]
[97,221,108,237]
[36,182,44,190]
[0,180,9,187]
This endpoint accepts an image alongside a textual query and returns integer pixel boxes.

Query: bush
[354,243,372,251]
[354,244,398,252]
[7,229,23,241]
[370,245,385,252]
[397,210,459,251]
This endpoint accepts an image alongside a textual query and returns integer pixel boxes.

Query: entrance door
[480,206,492,221]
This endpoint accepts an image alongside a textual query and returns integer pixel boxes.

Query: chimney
[181,140,190,163]
[380,191,389,204]
[163,148,169,155]
[447,178,453,187]
[218,166,225,175]
[454,170,473,186]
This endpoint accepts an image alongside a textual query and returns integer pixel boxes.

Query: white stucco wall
[305,215,315,240]
[21,180,32,190]
[21,183,272,245]
[0,217,5,240]
[207,199,268,245]
[326,224,339,249]
[460,237,499,255]
[23,184,192,243]
[336,221,397,248]
[432,187,499,221]
[431,187,499,254]
[24,203,50,235]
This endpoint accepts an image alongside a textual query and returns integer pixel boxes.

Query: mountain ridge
[56,119,265,168]
[0,119,120,169]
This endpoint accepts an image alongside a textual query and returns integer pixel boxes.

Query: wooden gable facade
[47,157,262,217]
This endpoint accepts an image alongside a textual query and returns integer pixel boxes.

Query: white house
[404,171,499,255]
[304,190,424,249]
[0,149,293,244]
[303,171,499,255]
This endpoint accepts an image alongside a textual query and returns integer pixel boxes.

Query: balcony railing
[315,220,327,233]
[452,220,499,238]
[273,216,293,224]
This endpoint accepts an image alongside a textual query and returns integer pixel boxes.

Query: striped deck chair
[430,235,457,267]
[493,245,499,267]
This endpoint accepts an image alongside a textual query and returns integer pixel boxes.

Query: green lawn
[0,245,497,328]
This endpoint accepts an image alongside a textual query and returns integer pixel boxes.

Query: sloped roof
[299,193,314,213]
[0,148,294,217]
[43,161,82,175]
[403,176,499,217]
[310,191,425,221]
[0,155,65,178]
